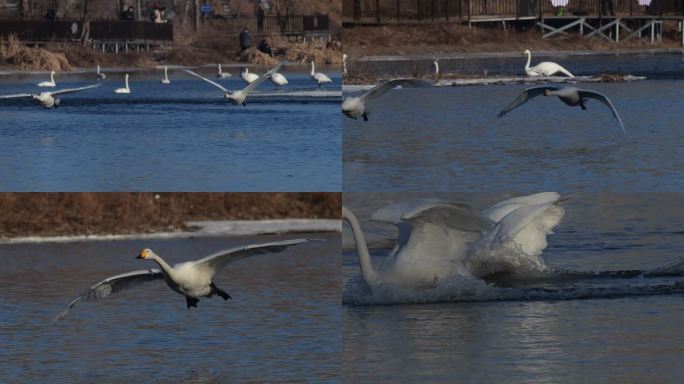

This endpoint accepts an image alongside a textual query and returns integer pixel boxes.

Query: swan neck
[50,72,54,82]
[342,207,380,288]
[125,75,129,89]
[525,51,531,69]
[311,61,315,75]
[150,254,174,275]
[434,62,439,75]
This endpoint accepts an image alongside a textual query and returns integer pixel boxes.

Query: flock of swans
[0,59,335,109]
[342,49,625,131]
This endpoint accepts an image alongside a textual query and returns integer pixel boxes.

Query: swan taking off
[343,192,565,290]
[96,65,106,80]
[310,60,332,87]
[0,83,101,108]
[51,239,308,323]
[161,66,171,84]
[241,67,259,84]
[216,63,232,79]
[183,62,283,106]
[270,72,288,87]
[497,86,625,132]
[342,78,432,121]
[524,49,574,77]
[114,74,131,94]
[37,70,56,87]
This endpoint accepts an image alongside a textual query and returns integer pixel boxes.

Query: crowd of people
[119,2,167,23]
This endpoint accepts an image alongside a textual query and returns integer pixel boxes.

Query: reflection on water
[0,233,340,382]
[342,193,684,383]
[344,80,684,191]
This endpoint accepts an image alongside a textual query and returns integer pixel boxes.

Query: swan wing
[361,78,432,101]
[371,198,451,225]
[183,69,230,93]
[497,86,559,117]
[241,62,285,94]
[52,268,163,324]
[192,238,307,273]
[577,89,625,132]
[0,93,33,99]
[51,83,102,96]
[482,192,561,222]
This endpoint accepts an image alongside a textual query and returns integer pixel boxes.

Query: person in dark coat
[257,39,273,56]
[44,9,56,22]
[239,28,252,53]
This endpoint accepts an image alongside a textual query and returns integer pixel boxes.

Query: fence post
[445,0,449,20]
[376,0,381,22]
[397,0,401,21]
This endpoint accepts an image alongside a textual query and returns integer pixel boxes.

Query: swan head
[523,49,531,55]
[51,70,56,75]
[136,248,156,259]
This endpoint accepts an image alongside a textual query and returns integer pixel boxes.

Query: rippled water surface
[0,233,340,382]
[0,68,341,191]
[342,193,684,383]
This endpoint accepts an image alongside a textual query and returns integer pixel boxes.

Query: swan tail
[210,282,232,301]
[186,296,200,309]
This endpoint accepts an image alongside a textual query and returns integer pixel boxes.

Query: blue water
[342,193,684,383]
[0,68,341,191]
[0,233,340,382]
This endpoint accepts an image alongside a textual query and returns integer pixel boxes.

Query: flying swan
[51,239,308,324]
[342,78,432,121]
[343,192,564,290]
[216,64,232,79]
[0,83,101,108]
[114,74,131,94]
[523,49,574,77]
[183,62,283,106]
[310,60,332,87]
[37,70,56,87]
[161,66,171,84]
[241,67,259,84]
[497,86,625,132]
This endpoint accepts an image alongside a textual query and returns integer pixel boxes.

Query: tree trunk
[194,0,200,31]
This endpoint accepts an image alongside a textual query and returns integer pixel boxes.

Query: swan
[0,83,100,108]
[114,74,131,94]
[269,72,288,87]
[51,239,307,324]
[160,66,171,84]
[524,49,574,77]
[497,86,625,132]
[241,67,259,84]
[183,62,283,106]
[37,70,56,87]
[343,193,565,290]
[96,65,106,80]
[343,53,348,75]
[216,63,232,79]
[310,60,332,87]
[342,78,432,121]
[431,59,440,80]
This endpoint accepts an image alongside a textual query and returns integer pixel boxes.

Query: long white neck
[311,61,315,76]
[218,63,222,73]
[125,74,129,89]
[97,65,100,74]
[434,61,439,75]
[50,72,55,82]
[149,253,174,276]
[342,206,380,288]
[343,55,347,75]
[525,51,532,70]
[164,66,168,80]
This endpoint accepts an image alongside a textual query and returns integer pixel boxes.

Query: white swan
[310,60,332,87]
[342,78,432,121]
[241,67,259,84]
[216,63,232,79]
[96,65,106,80]
[524,49,574,77]
[160,66,171,84]
[270,72,288,87]
[343,193,565,290]
[432,59,440,80]
[114,74,131,94]
[51,239,307,324]
[497,85,625,132]
[0,83,100,108]
[37,70,56,87]
[343,53,348,75]
[183,62,283,106]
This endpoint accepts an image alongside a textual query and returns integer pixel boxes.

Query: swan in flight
[183,62,283,106]
[497,86,625,132]
[524,49,574,77]
[96,65,106,80]
[343,53,348,75]
[342,78,432,121]
[160,66,171,84]
[343,193,565,290]
[0,83,101,108]
[37,70,56,87]
[51,239,307,324]
[270,72,288,87]
[241,67,259,84]
[114,74,131,94]
[216,63,232,79]
[310,60,332,87]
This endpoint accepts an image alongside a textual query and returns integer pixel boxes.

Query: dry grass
[0,193,341,238]
[0,34,73,70]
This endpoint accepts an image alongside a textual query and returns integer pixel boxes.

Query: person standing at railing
[256,0,270,33]
[240,27,253,53]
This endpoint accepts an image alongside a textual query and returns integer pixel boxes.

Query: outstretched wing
[51,83,101,96]
[361,78,433,101]
[241,62,285,95]
[52,268,163,324]
[183,69,230,93]
[0,93,32,99]
[577,89,625,132]
[193,238,307,273]
[482,192,561,222]
[497,86,559,117]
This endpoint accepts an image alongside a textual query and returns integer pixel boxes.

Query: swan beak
[136,250,148,259]
[136,254,144,259]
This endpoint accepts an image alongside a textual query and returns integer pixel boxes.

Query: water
[342,193,684,383]
[0,68,341,191]
[343,79,684,191]
[0,233,340,382]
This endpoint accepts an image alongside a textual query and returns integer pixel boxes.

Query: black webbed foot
[210,282,232,301]
[186,296,199,309]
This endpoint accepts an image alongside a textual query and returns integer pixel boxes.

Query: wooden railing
[203,15,329,36]
[0,20,173,42]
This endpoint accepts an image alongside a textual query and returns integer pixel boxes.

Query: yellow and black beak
[136,250,147,259]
